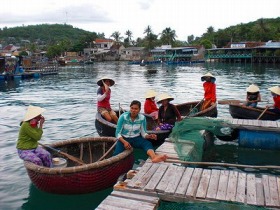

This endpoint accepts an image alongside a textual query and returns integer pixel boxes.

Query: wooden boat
[229,103,280,121]
[95,102,217,146]
[24,137,134,194]
[175,101,218,118]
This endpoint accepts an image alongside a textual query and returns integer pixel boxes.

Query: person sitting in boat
[267,86,280,115]
[245,84,261,108]
[97,76,118,124]
[113,100,168,163]
[144,90,158,120]
[201,72,216,110]
[16,105,53,167]
[155,93,182,131]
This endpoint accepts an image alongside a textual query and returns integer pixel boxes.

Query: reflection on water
[0,78,21,92]
[0,62,280,210]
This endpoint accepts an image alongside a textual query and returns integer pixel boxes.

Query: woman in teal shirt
[16,105,52,167]
[113,100,167,163]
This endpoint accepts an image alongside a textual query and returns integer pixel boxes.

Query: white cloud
[0,0,279,40]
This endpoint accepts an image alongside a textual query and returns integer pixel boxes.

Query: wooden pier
[97,139,280,209]
[229,119,280,132]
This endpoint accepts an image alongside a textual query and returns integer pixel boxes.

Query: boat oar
[38,142,85,165]
[185,99,204,117]
[257,106,269,120]
[165,159,280,170]
[98,140,118,161]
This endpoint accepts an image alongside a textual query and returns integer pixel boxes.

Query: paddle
[165,159,280,170]
[98,140,118,161]
[257,106,269,120]
[38,142,85,165]
[185,99,204,116]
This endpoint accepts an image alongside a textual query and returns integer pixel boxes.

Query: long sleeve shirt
[16,122,43,150]
[273,95,280,109]
[144,99,158,114]
[203,82,216,103]
[158,104,181,125]
[115,112,148,139]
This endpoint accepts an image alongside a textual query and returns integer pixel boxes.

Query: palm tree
[125,30,133,44]
[144,25,152,36]
[110,31,123,42]
[159,27,177,46]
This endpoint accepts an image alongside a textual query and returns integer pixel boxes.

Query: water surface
[0,62,279,209]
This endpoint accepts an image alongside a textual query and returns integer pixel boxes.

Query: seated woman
[246,84,261,108]
[113,100,167,163]
[96,76,118,124]
[267,86,280,115]
[144,90,158,120]
[156,93,182,130]
[16,105,53,167]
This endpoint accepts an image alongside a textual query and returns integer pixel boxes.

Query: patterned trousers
[18,147,53,167]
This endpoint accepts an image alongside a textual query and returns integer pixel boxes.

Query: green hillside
[196,17,280,48]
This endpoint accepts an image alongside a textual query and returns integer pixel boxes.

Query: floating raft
[97,140,280,209]
[229,119,280,132]
[229,119,280,149]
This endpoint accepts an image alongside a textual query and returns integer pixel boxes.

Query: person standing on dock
[201,72,216,110]
[113,100,167,163]
[97,76,118,124]
[245,84,261,108]
[267,86,280,115]
[16,105,53,167]
[144,90,159,120]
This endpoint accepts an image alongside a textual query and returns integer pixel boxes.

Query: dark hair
[130,100,141,109]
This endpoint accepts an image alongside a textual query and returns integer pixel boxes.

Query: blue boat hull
[239,130,280,150]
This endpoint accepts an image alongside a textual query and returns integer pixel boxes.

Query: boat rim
[24,136,133,174]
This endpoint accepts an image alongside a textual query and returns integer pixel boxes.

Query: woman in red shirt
[267,86,280,115]
[144,90,158,120]
[97,77,118,124]
[201,72,216,110]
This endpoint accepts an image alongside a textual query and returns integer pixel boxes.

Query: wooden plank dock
[97,140,280,209]
[229,119,280,132]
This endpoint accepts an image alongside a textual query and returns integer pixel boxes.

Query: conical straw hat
[268,86,280,95]
[23,105,46,121]
[145,90,157,99]
[246,84,260,93]
[157,93,174,103]
[201,72,216,81]
[97,77,115,86]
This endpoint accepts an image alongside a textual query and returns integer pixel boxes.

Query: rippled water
[0,62,280,209]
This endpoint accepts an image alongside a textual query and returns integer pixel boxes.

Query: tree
[125,30,133,44]
[143,25,158,50]
[187,35,195,44]
[110,31,123,42]
[144,25,152,36]
[200,39,212,49]
[159,27,177,46]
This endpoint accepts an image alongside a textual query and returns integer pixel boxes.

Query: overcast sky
[1,0,279,41]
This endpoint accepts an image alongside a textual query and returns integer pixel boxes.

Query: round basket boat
[24,137,134,194]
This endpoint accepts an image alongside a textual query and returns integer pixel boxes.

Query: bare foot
[151,154,168,163]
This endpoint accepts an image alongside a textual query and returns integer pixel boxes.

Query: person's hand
[39,116,45,123]
[146,134,157,140]
[123,141,132,150]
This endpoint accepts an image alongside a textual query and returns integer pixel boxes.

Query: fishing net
[169,117,232,161]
